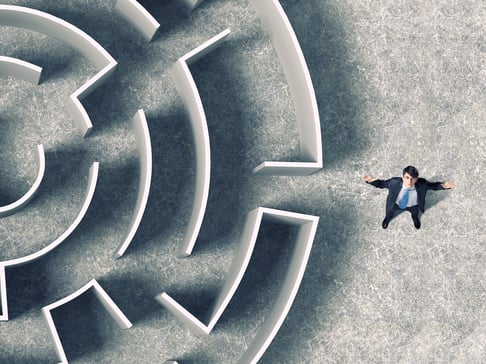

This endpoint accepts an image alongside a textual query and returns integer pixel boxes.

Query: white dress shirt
[395,183,418,207]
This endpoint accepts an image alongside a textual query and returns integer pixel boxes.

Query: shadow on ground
[217,222,297,330]
[6,259,50,319]
[120,107,195,256]
[281,0,367,169]
[98,275,162,325]
[258,200,356,363]
[181,42,255,254]
[49,290,104,362]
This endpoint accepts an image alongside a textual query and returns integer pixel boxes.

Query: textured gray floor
[0,0,484,363]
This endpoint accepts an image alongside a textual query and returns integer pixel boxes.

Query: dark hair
[403,165,419,178]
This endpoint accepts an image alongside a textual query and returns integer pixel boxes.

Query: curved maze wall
[0,1,322,362]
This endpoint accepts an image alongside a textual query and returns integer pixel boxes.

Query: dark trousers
[386,204,419,221]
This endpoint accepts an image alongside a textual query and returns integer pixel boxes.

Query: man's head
[402,165,419,188]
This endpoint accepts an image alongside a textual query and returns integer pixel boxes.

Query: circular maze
[0,1,321,362]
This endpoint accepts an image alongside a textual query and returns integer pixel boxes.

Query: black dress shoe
[413,217,421,229]
[382,218,390,229]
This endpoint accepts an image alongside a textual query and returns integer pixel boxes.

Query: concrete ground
[0,0,484,363]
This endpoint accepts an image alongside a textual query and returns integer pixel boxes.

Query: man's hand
[364,175,377,183]
[441,181,455,189]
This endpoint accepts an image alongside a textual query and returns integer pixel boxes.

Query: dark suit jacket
[367,177,445,213]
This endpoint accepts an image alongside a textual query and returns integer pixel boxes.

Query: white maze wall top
[115,0,160,42]
[172,28,231,258]
[42,279,132,364]
[0,5,117,137]
[157,207,319,363]
[115,110,153,258]
[0,55,42,85]
[0,162,99,321]
[250,0,323,176]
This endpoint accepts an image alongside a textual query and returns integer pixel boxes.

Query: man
[364,166,454,229]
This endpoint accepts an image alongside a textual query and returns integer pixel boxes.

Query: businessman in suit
[364,166,454,229]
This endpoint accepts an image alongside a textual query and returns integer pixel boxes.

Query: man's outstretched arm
[426,180,455,190]
[364,175,389,188]
[364,175,377,183]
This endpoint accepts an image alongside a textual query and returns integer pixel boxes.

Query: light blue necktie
[399,188,409,209]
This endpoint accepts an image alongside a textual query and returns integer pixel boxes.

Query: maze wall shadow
[0,117,31,206]
[121,108,195,256]
[250,1,360,359]
[49,290,103,362]
[184,42,254,253]
[261,200,357,363]
[217,222,298,329]
[282,0,366,169]
[5,259,50,319]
